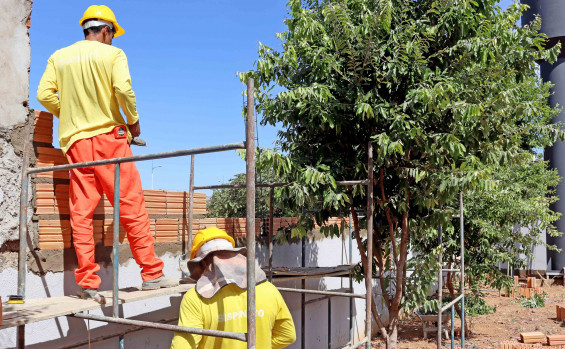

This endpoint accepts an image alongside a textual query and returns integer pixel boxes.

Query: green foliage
[520,292,546,308]
[465,292,496,316]
[206,161,296,218]
[240,0,564,337]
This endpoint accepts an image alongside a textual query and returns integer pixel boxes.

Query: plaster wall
[0,234,380,349]
[0,0,33,247]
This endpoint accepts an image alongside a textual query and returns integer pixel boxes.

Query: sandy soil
[370,284,565,348]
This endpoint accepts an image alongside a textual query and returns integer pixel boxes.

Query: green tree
[207,162,295,218]
[411,158,560,325]
[240,0,562,347]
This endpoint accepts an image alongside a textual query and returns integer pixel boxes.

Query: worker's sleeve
[112,50,139,125]
[37,56,60,117]
[170,291,203,349]
[271,290,296,349]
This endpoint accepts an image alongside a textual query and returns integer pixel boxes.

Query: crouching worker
[170,227,296,348]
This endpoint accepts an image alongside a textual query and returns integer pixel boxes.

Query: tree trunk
[386,322,398,349]
[350,207,389,342]
[446,269,470,337]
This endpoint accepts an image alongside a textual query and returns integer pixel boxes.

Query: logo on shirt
[218,309,265,323]
[57,52,100,67]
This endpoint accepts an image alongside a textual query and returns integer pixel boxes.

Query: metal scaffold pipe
[188,154,195,268]
[193,180,368,190]
[26,143,246,175]
[365,142,374,349]
[245,77,257,349]
[277,287,366,299]
[71,313,247,341]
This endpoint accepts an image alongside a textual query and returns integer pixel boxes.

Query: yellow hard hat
[190,227,236,260]
[79,5,125,37]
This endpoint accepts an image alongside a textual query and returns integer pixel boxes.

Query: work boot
[141,275,179,290]
[77,288,106,304]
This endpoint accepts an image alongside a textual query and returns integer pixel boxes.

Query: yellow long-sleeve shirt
[170,282,296,349]
[37,40,138,154]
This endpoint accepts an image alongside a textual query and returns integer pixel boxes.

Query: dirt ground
[370,284,565,348]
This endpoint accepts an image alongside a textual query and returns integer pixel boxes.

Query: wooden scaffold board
[0,282,195,329]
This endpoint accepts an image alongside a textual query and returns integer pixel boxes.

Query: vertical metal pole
[438,225,443,349]
[17,174,28,297]
[188,154,195,264]
[17,324,25,349]
[112,163,123,348]
[301,235,306,349]
[349,213,354,345]
[366,142,374,349]
[451,305,455,349]
[328,298,332,349]
[268,187,274,282]
[245,78,257,349]
[17,173,29,349]
[459,192,465,348]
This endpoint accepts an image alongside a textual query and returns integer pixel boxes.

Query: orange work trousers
[65,127,164,289]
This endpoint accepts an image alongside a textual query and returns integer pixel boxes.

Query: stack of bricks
[556,305,565,323]
[499,341,543,349]
[194,218,261,239]
[520,332,545,344]
[505,276,542,299]
[32,110,207,250]
[33,111,53,146]
[548,335,565,346]
[31,110,352,250]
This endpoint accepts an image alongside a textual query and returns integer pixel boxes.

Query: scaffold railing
[14,78,376,349]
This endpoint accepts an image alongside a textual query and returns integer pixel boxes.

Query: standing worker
[37,5,177,302]
[171,227,296,348]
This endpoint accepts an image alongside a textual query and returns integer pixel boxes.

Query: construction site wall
[0,232,380,348]
[0,2,382,344]
[0,0,33,252]
[0,108,383,348]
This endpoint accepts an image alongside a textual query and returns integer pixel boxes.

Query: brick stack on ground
[520,332,545,344]
[499,341,543,349]
[502,276,543,299]
[547,335,565,346]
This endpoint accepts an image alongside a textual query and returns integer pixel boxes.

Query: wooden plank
[0,282,194,329]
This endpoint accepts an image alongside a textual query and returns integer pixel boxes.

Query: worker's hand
[128,121,141,137]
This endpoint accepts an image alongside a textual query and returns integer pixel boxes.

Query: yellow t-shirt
[170,282,296,349]
[37,40,139,154]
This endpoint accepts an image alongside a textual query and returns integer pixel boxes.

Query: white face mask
[196,252,267,299]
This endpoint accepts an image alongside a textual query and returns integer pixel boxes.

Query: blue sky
[29,0,515,193]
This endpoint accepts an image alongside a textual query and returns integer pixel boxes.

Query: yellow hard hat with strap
[79,5,125,37]
[190,227,236,260]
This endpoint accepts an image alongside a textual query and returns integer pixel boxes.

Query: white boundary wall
[0,234,384,349]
